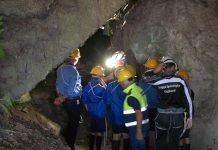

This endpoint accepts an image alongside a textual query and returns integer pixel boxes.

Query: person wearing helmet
[151,57,193,150]
[139,57,159,150]
[103,51,126,82]
[55,48,82,150]
[176,68,190,82]
[116,67,149,150]
[176,68,195,150]
[82,66,107,150]
[160,56,178,71]
[142,57,163,83]
[104,65,135,150]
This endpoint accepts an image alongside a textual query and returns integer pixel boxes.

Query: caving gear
[105,81,126,125]
[177,68,190,81]
[112,51,126,62]
[144,57,159,69]
[125,65,136,76]
[56,64,82,97]
[161,56,178,70]
[123,83,149,150]
[116,68,133,82]
[70,48,81,59]
[123,83,149,127]
[90,66,105,76]
[83,78,106,118]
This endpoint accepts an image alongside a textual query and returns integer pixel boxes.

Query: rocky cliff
[0,0,126,98]
[110,0,218,149]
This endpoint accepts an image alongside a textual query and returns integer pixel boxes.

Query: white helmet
[112,51,126,62]
[161,56,178,70]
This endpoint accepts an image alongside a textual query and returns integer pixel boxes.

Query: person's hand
[153,63,166,73]
[136,128,143,140]
[54,96,66,106]
[186,118,192,129]
[102,71,114,82]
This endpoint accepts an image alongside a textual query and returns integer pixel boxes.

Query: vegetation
[0,16,5,59]
[0,96,16,115]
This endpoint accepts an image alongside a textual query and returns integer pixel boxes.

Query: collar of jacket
[161,74,175,79]
[123,83,136,94]
[64,62,75,66]
[91,77,99,81]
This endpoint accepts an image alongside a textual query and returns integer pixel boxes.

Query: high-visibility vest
[123,83,149,127]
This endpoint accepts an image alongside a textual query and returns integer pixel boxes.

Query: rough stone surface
[0,0,126,98]
[0,114,70,150]
[110,0,218,149]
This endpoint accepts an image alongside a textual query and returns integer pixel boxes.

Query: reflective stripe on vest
[125,119,149,127]
[123,83,149,127]
[123,106,147,115]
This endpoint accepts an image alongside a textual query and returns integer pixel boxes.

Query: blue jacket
[56,63,82,97]
[137,80,158,109]
[105,81,126,126]
[82,78,106,119]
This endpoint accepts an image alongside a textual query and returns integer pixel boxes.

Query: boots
[96,136,103,150]
[123,138,130,150]
[112,140,120,150]
[89,134,95,150]
[184,144,190,150]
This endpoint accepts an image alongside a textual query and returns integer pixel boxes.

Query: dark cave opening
[29,27,113,146]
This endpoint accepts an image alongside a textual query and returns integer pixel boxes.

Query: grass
[0,96,16,115]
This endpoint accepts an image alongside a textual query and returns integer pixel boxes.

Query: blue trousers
[128,124,149,150]
[155,113,184,150]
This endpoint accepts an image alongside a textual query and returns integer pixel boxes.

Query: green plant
[0,96,16,115]
[0,16,5,59]
[103,21,113,37]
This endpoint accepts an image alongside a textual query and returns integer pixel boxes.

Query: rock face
[0,0,125,98]
[1,0,218,149]
[110,0,218,149]
[0,114,70,150]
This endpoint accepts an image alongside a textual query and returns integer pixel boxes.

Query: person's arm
[102,71,114,83]
[135,110,143,140]
[153,63,166,73]
[127,96,143,140]
[82,85,89,111]
[182,80,193,129]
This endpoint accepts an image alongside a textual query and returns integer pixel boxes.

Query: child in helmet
[176,68,195,150]
[138,57,159,150]
[82,66,107,150]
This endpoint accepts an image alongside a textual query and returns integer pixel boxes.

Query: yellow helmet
[125,65,136,76]
[116,67,133,82]
[144,57,158,69]
[90,66,105,76]
[177,68,189,81]
[70,48,81,59]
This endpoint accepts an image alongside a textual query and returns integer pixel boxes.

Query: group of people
[55,49,194,150]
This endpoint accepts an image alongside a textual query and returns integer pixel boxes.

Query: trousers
[63,98,82,150]
[128,124,149,150]
[155,113,184,150]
